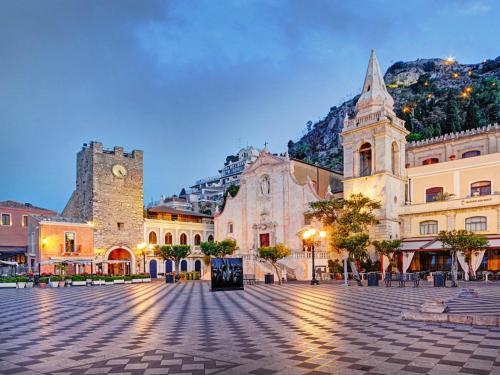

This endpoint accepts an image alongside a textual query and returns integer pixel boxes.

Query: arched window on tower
[359,143,372,177]
[391,142,399,175]
[180,233,188,245]
[164,232,173,245]
[194,234,201,246]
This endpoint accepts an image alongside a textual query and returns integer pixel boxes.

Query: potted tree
[0,277,18,288]
[257,243,291,285]
[71,275,87,286]
[16,276,28,288]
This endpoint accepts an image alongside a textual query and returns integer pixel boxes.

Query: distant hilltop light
[444,56,456,65]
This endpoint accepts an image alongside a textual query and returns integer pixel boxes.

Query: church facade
[215,152,343,281]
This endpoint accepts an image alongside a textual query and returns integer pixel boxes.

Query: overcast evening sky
[0,0,499,212]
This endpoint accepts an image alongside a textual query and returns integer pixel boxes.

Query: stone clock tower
[341,50,408,240]
[63,141,144,257]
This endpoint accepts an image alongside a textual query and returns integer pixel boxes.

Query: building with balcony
[341,50,499,277]
[143,206,215,278]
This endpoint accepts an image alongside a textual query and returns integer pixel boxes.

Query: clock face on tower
[112,164,127,178]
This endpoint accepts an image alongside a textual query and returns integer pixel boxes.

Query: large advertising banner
[210,257,244,291]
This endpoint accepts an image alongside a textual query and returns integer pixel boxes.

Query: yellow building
[342,50,499,277]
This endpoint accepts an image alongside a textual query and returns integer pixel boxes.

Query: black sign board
[210,257,244,291]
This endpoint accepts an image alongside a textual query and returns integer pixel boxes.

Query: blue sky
[0,0,498,211]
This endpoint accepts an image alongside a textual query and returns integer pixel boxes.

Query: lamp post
[302,229,326,285]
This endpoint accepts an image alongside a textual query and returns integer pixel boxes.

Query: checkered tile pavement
[0,282,499,374]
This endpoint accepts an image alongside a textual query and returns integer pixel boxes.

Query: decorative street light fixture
[302,229,327,285]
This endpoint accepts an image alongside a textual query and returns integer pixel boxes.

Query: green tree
[258,243,291,285]
[372,239,402,273]
[308,194,380,286]
[200,239,237,258]
[159,245,191,279]
[438,230,488,286]
[464,101,482,130]
[443,90,462,134]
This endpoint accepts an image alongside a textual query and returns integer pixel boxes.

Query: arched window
[359,143,372,177]
[426,187,443,202]
[180,233,188,245]
[194,234,201,246]
[148,231,157,244]
[462,150,480,158]
[422,157,439,165]
[420,220,438,235]
[465,216,487,232]
[164,232,173,245]
[208,235,214,243]
[391,142,399,175]
[471,181,491,196]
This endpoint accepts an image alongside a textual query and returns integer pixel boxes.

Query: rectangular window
[117,222,125,230]
[1,213,11,226]
[260,233,270,247]
[64,232,76,253]
[22,215,28,227]
[465,217,487,232]
[228,223,234,234]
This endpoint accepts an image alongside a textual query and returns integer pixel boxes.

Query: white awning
[400,240,431,251]
[96,260,131,264]
[39,258,94,265]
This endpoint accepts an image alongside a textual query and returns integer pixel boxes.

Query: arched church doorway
[150,259,158,278]
[108,248,131,275]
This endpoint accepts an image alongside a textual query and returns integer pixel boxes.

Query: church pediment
[243,152,286,175]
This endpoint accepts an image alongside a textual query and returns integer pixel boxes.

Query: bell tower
[341,50,408,240]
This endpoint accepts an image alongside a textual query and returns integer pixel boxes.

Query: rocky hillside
[288,56,500,172]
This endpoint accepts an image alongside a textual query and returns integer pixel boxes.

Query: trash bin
[367,272,379,286]
[264,273,274,284]
[165,274,175,284]
[433,272,445,287]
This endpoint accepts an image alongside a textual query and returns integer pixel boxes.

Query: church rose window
[425,187,443,202]
[359,143,372,177]
[471,181,491,196]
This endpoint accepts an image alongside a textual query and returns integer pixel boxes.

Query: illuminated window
[64,232,76,253]
[426,187,443,202]
[471,181,491,196]
[165,232,173,245]
[148,231,157,244]
[465,216,487,232]
[359,143,372,177]
[462,150,480,158]
[420,220,438,235]
[422,158,439,165]
[180,233,188,245]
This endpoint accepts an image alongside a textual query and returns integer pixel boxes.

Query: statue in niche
[260,175,271,196]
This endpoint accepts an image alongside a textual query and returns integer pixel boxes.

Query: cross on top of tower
[355,49,395,117]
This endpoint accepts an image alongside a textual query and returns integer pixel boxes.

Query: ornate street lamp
[302,229,326,285]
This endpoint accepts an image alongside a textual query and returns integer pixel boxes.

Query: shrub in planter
[141,273,151,282]
[104,276,114,284]
[39,276,49,288]
[124,275,133,283]
[16,276,28,288]
[113,276,125,284]
[179,272,186,280]
[71,275,87,286]
[50,275,61,287]
[131,274,143,283]
[0,277,18,288]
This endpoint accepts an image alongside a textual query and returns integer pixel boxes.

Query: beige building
[341,50,499,277]
[143,206,214,278]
